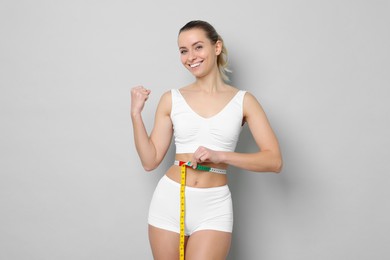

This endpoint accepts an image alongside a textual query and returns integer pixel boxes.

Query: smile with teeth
[189,61,203,68]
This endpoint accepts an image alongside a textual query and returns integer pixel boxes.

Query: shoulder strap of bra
[171,89,181,97]
[236,90,247,103]
[170,89,181,114]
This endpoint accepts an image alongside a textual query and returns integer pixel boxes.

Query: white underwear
[148,175,233,236]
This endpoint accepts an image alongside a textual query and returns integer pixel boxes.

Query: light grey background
[1,0,389,259]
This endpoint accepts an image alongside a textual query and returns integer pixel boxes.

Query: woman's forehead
[178,29,208,46]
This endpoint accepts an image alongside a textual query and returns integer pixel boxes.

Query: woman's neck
[193,70,225,93]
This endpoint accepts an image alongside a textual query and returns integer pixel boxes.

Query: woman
[131,20,282,260]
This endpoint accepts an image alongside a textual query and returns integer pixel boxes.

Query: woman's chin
[188,70,206,79]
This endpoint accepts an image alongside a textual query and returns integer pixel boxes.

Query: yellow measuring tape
[180,164,186,260]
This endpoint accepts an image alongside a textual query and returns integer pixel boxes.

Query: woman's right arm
[131,86,173,171]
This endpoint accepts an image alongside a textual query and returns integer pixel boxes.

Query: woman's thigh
[148,225,189,260]
[185,230,232,260]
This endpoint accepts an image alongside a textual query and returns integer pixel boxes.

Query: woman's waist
[175,154,229,170]
[166,164,228,188]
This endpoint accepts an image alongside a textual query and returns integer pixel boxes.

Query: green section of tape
[196,164,211,172]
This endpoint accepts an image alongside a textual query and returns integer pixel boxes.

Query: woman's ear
[215,40,222,56]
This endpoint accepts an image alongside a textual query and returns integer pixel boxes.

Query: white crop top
[170,89,246,154]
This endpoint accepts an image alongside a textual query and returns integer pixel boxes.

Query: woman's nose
[188,50,196,61]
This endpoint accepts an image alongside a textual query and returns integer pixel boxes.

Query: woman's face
[178,28,221,78]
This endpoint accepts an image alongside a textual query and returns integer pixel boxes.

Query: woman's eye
[195,45,203,50]
[180,50,187,54]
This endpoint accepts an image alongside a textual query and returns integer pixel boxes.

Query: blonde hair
[179,20,231,82]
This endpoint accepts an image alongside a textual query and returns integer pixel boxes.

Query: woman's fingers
[130,86,151,114]
[193,146,210,163]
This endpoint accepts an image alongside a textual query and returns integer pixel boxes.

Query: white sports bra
[170,89,246,154]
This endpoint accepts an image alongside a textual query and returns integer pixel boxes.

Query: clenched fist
[131,85,151,116]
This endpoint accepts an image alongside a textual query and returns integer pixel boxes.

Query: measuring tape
[174,160,227,174]
[179,164,187,260]
[178,160,227,259]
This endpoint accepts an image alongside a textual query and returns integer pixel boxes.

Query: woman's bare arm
[222,92,282,172]
[131,87,173,171]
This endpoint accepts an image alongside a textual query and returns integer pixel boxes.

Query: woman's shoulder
[158,90,173,106]
[241,90,265,118]
[226,85,254,99]
[226,86,261,109]
[160,89,172,98]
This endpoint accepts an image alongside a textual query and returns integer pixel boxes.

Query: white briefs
[148,175,233,236]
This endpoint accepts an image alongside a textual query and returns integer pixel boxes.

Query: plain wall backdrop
[1,0,389,259]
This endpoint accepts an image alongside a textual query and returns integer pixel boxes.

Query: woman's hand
[131,85,151,116]
[190,146,221,169]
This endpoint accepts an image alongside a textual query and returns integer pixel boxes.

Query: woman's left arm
[220,92,283,173]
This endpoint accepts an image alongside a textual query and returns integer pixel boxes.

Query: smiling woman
[178,20,230,82]
[130,20,282,259]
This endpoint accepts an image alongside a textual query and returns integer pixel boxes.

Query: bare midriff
[165,153,229,188]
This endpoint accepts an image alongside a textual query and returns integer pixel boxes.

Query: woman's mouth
[189,61,203,68]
